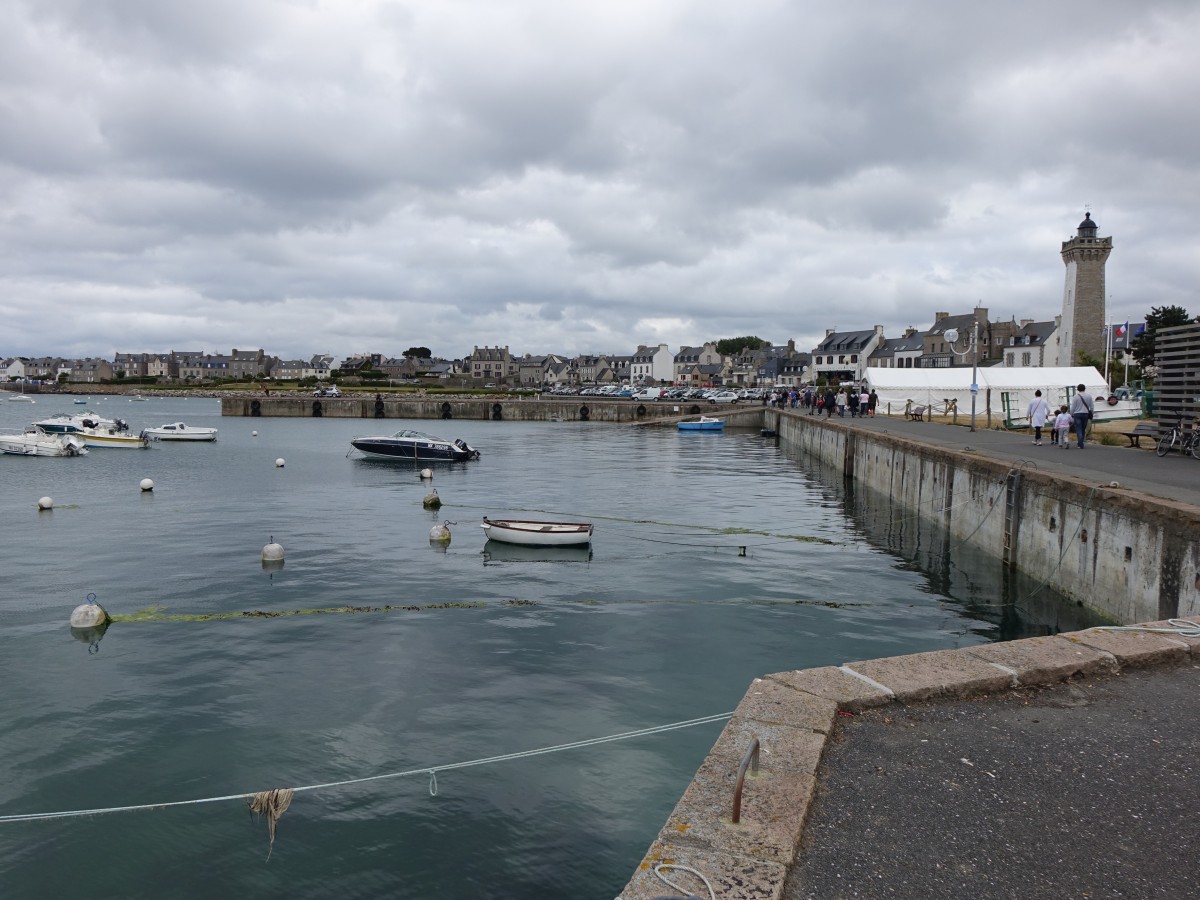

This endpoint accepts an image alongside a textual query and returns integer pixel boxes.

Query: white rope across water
[0,712,734,825]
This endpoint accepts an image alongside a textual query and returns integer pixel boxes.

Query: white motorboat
[0,427,89,457]
[144,422,218,442]
[350,429,480,461]
[34,411,127,434]
[479,517,594,547]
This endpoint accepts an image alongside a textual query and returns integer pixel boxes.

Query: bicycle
[1155,416,1200,458]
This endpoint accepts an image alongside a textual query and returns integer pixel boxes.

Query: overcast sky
[2,0,1197,362]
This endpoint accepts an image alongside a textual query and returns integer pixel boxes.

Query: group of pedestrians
[1026,384,1095,449]
[797,385,878,418]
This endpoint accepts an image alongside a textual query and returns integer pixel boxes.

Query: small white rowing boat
[480,516,594,547]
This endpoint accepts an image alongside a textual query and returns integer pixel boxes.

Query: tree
[403,346,432,359]
[715,336,766,356]
[1128,305,1192,371]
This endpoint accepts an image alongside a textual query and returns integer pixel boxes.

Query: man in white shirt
[1069,384,1095,449]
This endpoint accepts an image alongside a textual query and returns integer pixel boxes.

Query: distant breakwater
[221,395,768,425]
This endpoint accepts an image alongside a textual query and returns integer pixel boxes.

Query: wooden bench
[909,405,926,422]
[1120,421,1158,447]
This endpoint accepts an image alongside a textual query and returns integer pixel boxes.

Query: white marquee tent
[863,366,1110,422]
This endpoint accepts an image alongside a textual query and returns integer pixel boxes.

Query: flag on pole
[1116,321,1128,337]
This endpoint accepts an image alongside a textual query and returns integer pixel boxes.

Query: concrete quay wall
[220,395,739,424]
[772,410,1200,625]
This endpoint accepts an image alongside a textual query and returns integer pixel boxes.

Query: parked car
[313,386,341,397]
[707,390,739,404]
[632,387,664,401]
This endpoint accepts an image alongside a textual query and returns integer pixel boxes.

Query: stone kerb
[618,623,1200,900]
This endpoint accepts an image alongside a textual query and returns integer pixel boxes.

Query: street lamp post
[944,320,979,432]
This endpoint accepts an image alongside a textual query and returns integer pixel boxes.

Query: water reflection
[482,541,594,565]
[799,455,1106,639]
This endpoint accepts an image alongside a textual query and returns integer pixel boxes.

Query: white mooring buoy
[275,458,285,468]
[140,478,154,492]
[420,468,433,480]
[261,537,285,562]
[252,430,258,437]
[429,521,452,543]
[69,593,111,628]
[37,496,54,510]
[422,488,442,510]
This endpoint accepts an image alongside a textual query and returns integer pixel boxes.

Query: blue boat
[677,416,725,432]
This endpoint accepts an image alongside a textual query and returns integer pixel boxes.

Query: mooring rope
[1092,618,1200,636]
[0,712,733,825]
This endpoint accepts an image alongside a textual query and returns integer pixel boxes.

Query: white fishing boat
[144,422,218,442]
[479,516,594,547]
[0,427,89,457]
[77,426,150,449]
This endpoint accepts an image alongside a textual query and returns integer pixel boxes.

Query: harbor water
[0,397,1098,898]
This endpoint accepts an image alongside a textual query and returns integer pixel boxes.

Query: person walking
[1053,406,1073,448]
[824,387,836,418]
[1069,383,1095,448]
[867,389,878,416]
[847,390,860,418]
[835,388,848,417]
[1027,389,1051,446]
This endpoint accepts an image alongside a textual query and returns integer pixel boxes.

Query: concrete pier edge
[616,619,1200,900]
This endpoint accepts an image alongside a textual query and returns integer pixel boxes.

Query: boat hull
[351,431,479,461]
[0,433,89,456]
[145,423,218,442]
[80,429,150,449]
[480,518,594,547]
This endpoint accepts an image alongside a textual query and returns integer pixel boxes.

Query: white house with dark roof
[810,327,885,384]
[630,344,673,384]
[1003,319,1060,368]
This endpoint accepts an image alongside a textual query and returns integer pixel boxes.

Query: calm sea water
[0,396,1094,899]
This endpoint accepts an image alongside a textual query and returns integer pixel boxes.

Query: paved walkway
[785,661,1200,899]
[800,410,1200,509]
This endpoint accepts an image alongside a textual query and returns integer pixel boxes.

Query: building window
[1021,352,1031,366]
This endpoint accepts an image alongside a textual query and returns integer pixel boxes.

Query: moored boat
[78,426,150,449]
[350,429,480,461]
[145,422,218,442]
[480,516,593,547]
[677,416,725,431]
[34,412,127,434]
[0,427,89,457]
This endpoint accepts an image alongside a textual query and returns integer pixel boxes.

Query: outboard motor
[453,439,480,460]
[115,418,128,432]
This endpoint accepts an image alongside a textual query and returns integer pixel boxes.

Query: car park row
[539,385,771,403]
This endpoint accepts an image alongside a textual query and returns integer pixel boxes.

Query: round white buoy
[262,538,285,562]
[69,594,110,628]
[140,478,154,492]
[429,522,452,543]
[422,488,442,510]
[252,430,258,437]
[275,458,285,468]
[420,468,433,480]
[37,496,54,510]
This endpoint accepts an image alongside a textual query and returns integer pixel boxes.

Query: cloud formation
[2,0,1197,360]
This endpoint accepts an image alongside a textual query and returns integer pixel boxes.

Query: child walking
[1054,406,1073,448]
